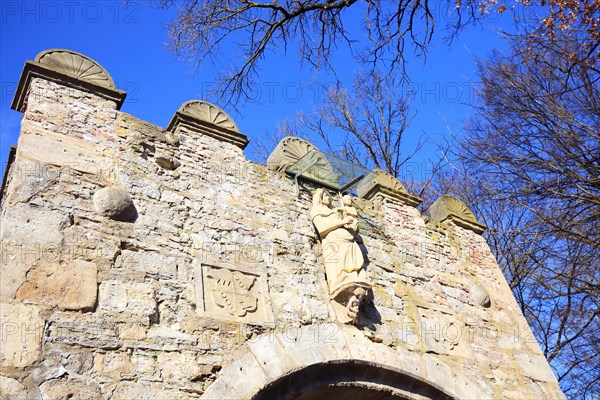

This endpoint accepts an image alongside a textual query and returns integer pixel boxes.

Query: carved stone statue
[310,188,371,324]
[337,195,358,227]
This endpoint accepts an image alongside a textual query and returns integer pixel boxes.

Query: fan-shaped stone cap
[267,136,318,171]
[429,194,486,234]
[11,48,126,111]
[34,49,116,89]
[366,169,407,192]
[166,100,248,149]
[357,169,422,207]
[178,100,239,132]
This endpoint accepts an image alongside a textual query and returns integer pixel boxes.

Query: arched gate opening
[253,360,453,400]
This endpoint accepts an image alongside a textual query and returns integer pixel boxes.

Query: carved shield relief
[206,268,258,317]
[195,263,273,324]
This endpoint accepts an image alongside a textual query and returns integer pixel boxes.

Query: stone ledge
[360,184,423,207]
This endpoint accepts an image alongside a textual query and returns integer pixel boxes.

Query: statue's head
[322,191,332,206]
[354,287,367,300]
[342,195,352,206]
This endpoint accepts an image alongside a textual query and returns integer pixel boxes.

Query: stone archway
[253,360,452,400]
[200,323,491,399]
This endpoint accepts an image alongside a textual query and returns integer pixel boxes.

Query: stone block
[515,353,559,383]
[0,204,70,247]
[99,280,128,312]
[2,159,55,207]
[130,352,158,378]
[99,280,157,319]
[46,312,121,349]
[15,260,97,311]
[147,326,197,345]
[111,381,172,400]
[248,334,295,380]
[64,352,94,375]
[93,352,134,379]
[39,377,101,400]
[114,250,180,278]
[19,138,105,189]
[157,351,207,384]
[0,301,45,368]
[0,376,27,399]
[126,282,157,318]
[118,321,148,341]
[1,203,71,300]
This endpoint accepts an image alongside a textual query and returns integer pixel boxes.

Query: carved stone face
[322,192,332,206]
[342,195,352,206]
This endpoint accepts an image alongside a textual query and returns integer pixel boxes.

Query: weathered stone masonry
[0,49,565,399]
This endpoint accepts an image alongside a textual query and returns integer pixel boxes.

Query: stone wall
[0,50,565,399]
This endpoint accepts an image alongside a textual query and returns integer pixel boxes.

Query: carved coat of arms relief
[205,267,258,317]
[194,262,273,324]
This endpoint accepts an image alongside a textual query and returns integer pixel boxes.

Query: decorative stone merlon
[267,136,318,171]
[166,100,248,149]
[357,169,422,207]
[429,194,487,234]
[11,48,127,111]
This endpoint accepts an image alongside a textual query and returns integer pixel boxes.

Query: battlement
[0,49,564,399]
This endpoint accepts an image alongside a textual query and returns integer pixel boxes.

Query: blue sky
[0,1,518,181]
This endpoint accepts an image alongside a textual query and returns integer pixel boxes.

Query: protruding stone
[154,151,180,170]
[11,48,126,111]
[429,194,487,234]
[0,302,45,368]
[93,186,137,221]
[470,281,491,308]
[166,100,248,149]
[267,136,318,171]
[15,260,97,311]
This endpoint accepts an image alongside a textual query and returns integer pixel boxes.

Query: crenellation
[0,49,566,399]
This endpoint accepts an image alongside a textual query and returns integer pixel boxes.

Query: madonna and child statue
[310,188,372,324]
